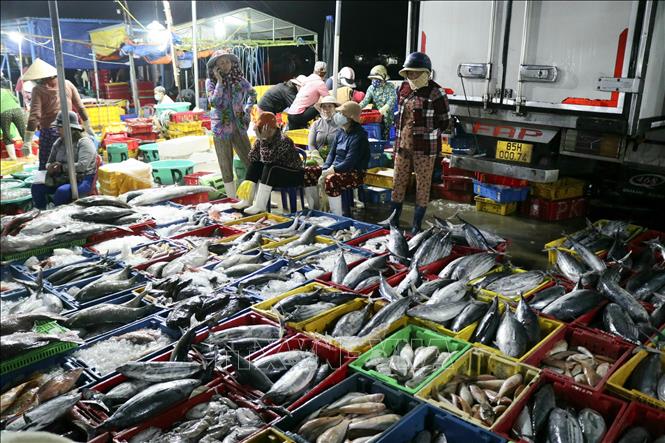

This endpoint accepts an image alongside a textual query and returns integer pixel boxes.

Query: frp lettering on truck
[468,122,558,144]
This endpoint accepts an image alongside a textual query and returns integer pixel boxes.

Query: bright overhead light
[146,21,170,46]
[8,32,23,43]
[147,20,166,31]
[214,20,226,38]
[224,16,246,27]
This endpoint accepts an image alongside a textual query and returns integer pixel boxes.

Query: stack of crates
[103,82,132,101]
[137,81,155,105]
[90,69,111,96]
[86,105,125,131]
[167,111,205,139]
[126,117,157,142]
[430,157,475,203]
[473,173,530,216]
[367,140,388,168]
[521,177,587,221]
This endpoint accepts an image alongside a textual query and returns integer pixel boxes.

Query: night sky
[1,1,409,88]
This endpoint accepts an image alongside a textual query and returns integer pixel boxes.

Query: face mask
[371,79,382,88]
[407,72,429,90]
[154,95,161,101]
[333,113,348,127]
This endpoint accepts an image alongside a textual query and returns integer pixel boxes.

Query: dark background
[1,0,409,90]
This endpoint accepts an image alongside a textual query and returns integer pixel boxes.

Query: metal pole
[163,0,180,93]
[515,0,532,115]
[332,0,341,97]
[184,69,188,89]
[121,0,142,116]
[484,0,497,110]
[48,0,78,201]
[192,0,200,109]
[92,51,101,102]
[405,1,412,58]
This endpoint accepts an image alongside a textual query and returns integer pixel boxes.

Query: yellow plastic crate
[253,85,273,103]
[245,428,295,443]
[416,348,540,430]
[469,266,554,303]
[475,196,517,216]
[364,167,395,189]
[222,213,291,230]
[264,235,336,259]
[170,121,203,131]
[544,219,644,265]
[607,348,665,410]
[530,177,585,201]
[86,105,125,129]
[252,282,354,329]
[299,298,407,354]
[102,122,127,137]
[285,128,310,146]
[0,161,23,176]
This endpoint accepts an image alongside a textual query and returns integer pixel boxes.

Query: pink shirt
[288,75,329,115]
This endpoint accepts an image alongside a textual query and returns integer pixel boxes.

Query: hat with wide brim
[314,95,340,113]
[336,101,361,124]
[398,67,430,78]
[291,75,308,87]
[339,77,356,88]
[207,50,240,70]
[51,111,82,130]
[22,58,57,81]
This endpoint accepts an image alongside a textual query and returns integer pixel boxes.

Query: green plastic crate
[0,321,79,376]
[1,239,87,262]
[350,325,471,395]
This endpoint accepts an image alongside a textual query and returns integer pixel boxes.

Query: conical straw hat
[22,58,57,81]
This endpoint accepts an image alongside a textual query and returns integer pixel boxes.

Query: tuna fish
[471,297,502,345]
[262,356,319,404]
[547,408,584,443]
[495,307,528,359]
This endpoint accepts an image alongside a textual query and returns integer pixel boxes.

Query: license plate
[495,141,533,163]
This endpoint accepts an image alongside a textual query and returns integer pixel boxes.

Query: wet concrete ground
[347,199,587,270]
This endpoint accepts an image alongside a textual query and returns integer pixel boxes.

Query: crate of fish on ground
[318,219,382,242]
[168,223,244,245]
[346,228,391,254]
[69,316,181,380]
[9,246,99,283]
[376,403,508,443]
[112,238,189,271]
[1,321,84,377]
[245,427,296,443]
[288,209,353,229]
[576,299,662,346]
[1,264,34,298]
[192,198,248,226]
[300,243,376,281]
[265,232,337,260]
[469,265,554,303]
[225,258,315,300]
[522,323,634,393]
[138,240,224,281]
[110,381,280,443]
[606,345,665,411]
[492,372,627,442]
[85,232,159,256]
[628,229,665,263]
[219,332,355,411]
[39,254,124,290]
[524,279,608,326]
[275,373,423,442]
[222,212,293,232]
[351,324,470,395]
[299,296,411,354]
[472,180,530,204]
[416,348,540,430]
[602,400,665,443]
[544,219,644,265]
[317,254,403,294]
[251,282,359,329]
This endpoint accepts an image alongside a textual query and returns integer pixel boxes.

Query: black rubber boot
[411,205,427,235]
[378,202,403,228]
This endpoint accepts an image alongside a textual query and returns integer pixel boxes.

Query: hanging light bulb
[214,19,226,39]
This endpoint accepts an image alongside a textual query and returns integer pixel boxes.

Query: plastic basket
[264,235,336,260]
[0,321,79,376]
[183,171,214,186]
[470,266,554,303]
[364,167,395,189]
[416,348,540,430]
[222,213,292,231]
[530,177,585,201]
[443,175,474,192]
[245,428,296,443]
[361,185,393,204]
[607,347,665,410]
[475,172,528,187]
[362,123,382,139]
[351,325,470,395]
[154,102,191,116]
[475,196,517,216]
[360,109,382,124]
[431,185,475,204]
[473,180,529,203]
[1,239,88,262]
[603,401,665,443]
[284,128,309,146]
[170,111,204,122]
[520,196,587,221]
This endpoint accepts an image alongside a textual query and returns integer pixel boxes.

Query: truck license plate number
[495,141,533,163]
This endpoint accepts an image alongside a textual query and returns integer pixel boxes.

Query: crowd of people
[1,49,450,233]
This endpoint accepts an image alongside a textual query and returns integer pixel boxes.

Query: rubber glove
[236,180,254,201]
[23,130,35,144]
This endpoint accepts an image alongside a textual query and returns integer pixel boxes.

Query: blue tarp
[2,18,127,70]
[119,33,182,64]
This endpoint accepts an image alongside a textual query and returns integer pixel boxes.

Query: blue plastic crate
[368,152,385,169]
[289,210,353,229]
[472,180,530,203]
[362,185,392,204]
[10,248,99,282]
[225,258,314,300]
[318,219,381,240]
[389,125,396,140]
[54,268,147,311]
[368,140,387,154]
[375,404,507,443]
[275,374,422,438]
[1,285,77,316]
[0,356,98,393]
[1,264,34,298]
[362,123,382,140]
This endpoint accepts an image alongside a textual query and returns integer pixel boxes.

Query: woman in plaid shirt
[381,52,450,234]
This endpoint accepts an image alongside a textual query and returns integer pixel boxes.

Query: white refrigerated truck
[415,0,664,182]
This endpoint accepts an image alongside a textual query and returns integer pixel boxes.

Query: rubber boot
[378,202,403,228]
[411,205,427,235]
[304,186,320,210]
[224,181,237,199]
[5,143,17,161]
[353,187,364,209]
[231,182,255,210]
[244,183,272,215]
[328,195,343,216]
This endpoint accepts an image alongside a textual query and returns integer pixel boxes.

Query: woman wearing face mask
[154,86,174,104]
[380,52,450,234]
[232,112,304,214]
[359,65,397,139]
[206,50,257,198]
[22,59,93,171]
[320,101,370,216]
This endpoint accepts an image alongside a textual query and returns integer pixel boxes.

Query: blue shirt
[323,122,370,172]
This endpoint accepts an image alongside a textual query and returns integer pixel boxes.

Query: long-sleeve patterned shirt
[27,80,89,132]
[359,82,398,128]
[249,132,304,171]
[206,77,256,140]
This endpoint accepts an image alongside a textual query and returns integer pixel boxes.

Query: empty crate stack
[167,111,205,139]
[521,178,587,221]
[431,157,475,204]
[473,173,530,215]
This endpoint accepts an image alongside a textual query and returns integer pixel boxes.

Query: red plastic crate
[492,372,628,443]
[208,197,240,205]
[201,118,211,130]
[169,224,243,241]
[103,135,140,151]
[221,333,355,411]
[170,191,210,205]
[442,157,474,178]
[523,324,634,392]
[317,253,402,294]
[475,172,528,187]
[170,111,204,123]
[604,401,665,442]
[578,302,660,346]
[345,228,389,251]
[184,171,215,186]
[442,175,474,192]
[133,132,158,142]
[520,196,587,221]
[86,220,157,246]
[360,109,382,124]
[431,184,475,204]
[628,229,664,266]
[131,240,188,272]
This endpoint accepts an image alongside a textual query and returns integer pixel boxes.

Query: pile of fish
[233,263,309,298]
[511,383,608,443]
[529,283,605,322]
[288,392,402,442]
[1,329,83,359]
[273,225,329,258]
[328,226,363,242]
[560,219,634,254]
[260,216,309,239]
[142,268,225,304]
[299,212,341,228]
[129,392,268,443]
[206,232,266,258]
[625,351,664,402]
[134,204,196,227]
[230,216,283,232]
[616,426,665,443]
[22,247,88,273]
[118,240,181,266]
[537,339,616,387]
[1,278,64,318]
[166,293,252,329]
[0,186,31,202]
[362,340,455,389]
[425,372,526,427]
[44,256,117,286]
[357,233,389,254]
[203,321,283,357]
[269,287,357,323]
[331,255,392,292]
[432,215,507,251]
[91,235,153,255]
[386,226,454,269]
[66,267,141,303]
[120,185,215,207]
[302,248,367,275]
[471,269,547,299]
